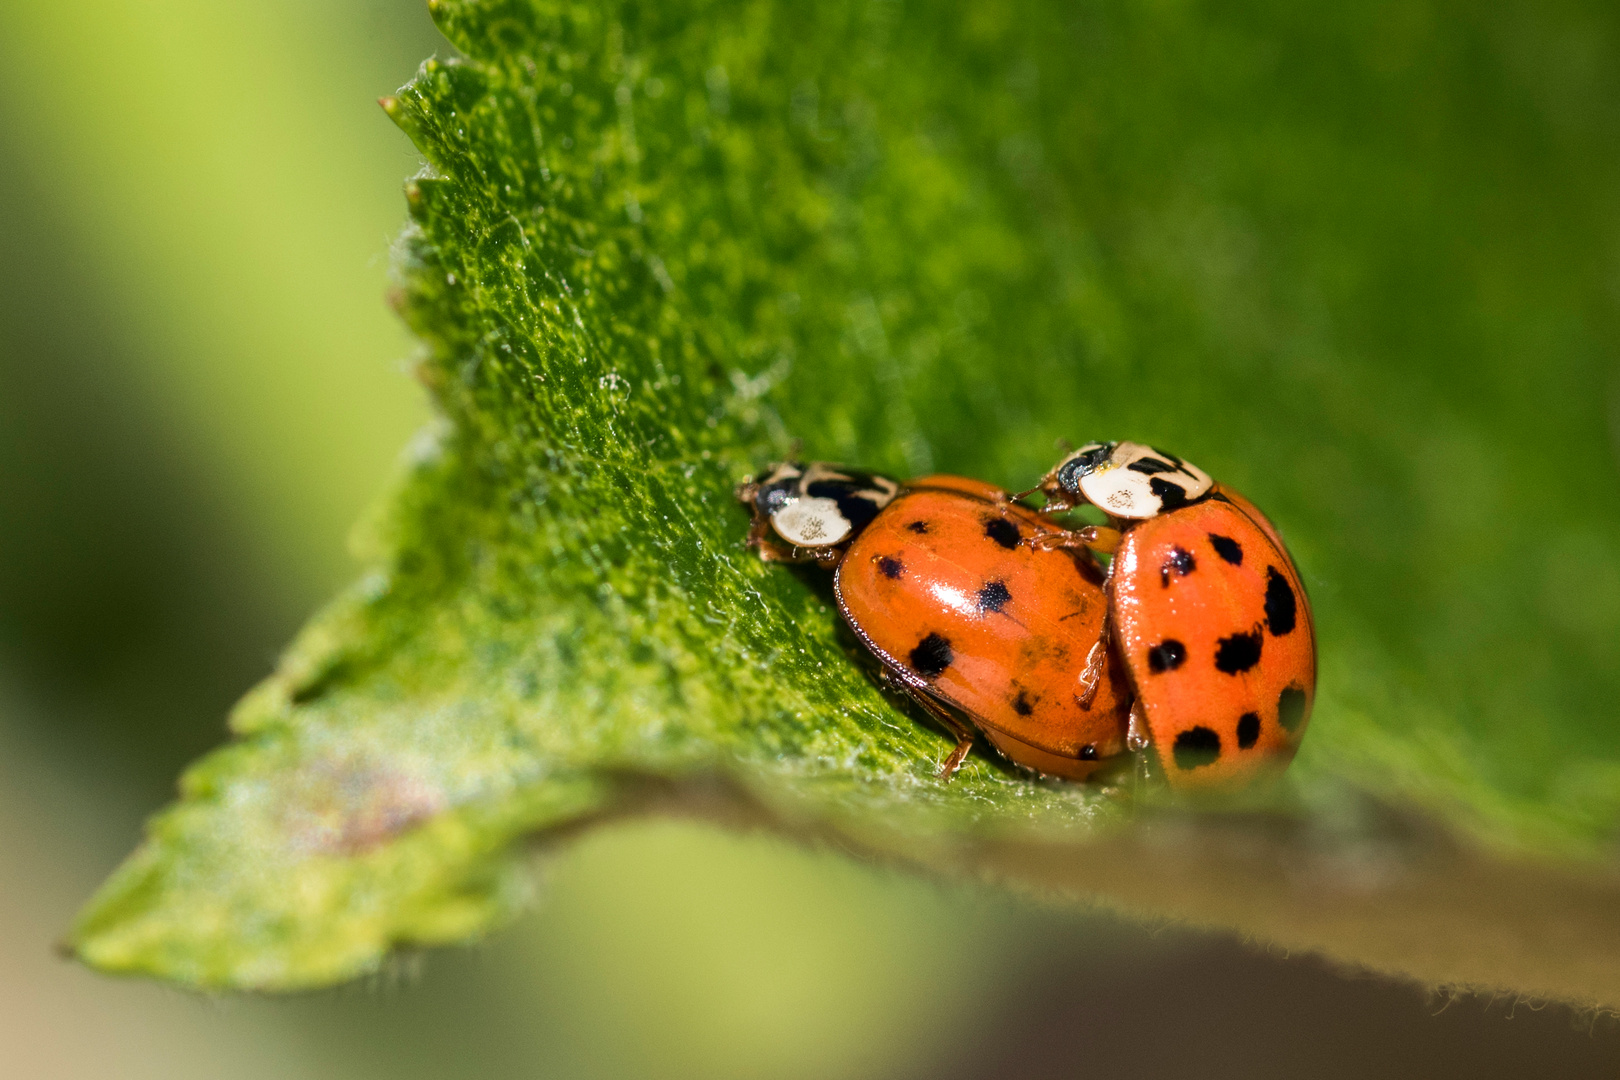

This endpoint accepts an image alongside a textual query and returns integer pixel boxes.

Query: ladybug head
[1043,441,1213,519]
[742,461,900,550]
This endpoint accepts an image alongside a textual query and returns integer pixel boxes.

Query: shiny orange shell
[835,475,1132,779]
[1109,486,1316,790]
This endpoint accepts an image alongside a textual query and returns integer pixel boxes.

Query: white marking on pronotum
[771,497,851,547]
[1085,468,1150,516]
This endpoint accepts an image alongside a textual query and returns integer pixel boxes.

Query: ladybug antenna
[786,437,804,461]
[1055,437,1075,454]
[1010,484,1042,502]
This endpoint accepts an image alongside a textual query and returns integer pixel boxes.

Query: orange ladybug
[1028,441,1316,790]
[739,464,1131,779]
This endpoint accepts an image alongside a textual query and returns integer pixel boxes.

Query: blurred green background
[2,1,1619,1077]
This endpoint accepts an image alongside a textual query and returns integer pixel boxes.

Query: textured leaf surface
[73,0,1620,1000]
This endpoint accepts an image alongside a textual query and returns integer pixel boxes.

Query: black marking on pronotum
[975,579,1013,614]
[1149,477,1191,512]
[1147,639,1187,673]
[1209,533,1243,565]
[1012,689,1034,716]
[1264,566,1297,635]
[1278,686,1308,732]
[909,633,954,678]
[1214,627,1263,674]
[1127,456,1181,475]
[1079,743,1099,761]
[983,517,1022,549]
[1173,726,1222,770]
[877,556,904,580]
[1160,546,1196,586]
[905,520,930,534]
[805,468,884,499]
[1237,711,1261,749]
[806,477,886,534]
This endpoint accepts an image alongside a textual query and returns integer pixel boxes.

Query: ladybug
[738,461,900,564]
[1027,441,1316,790]
[739,465,1131,779]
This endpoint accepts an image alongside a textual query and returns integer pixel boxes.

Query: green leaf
[71,0,1620,1002]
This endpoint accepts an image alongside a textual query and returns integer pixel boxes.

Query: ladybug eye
[1056,442,1113,492]
[1055,459,1084,493]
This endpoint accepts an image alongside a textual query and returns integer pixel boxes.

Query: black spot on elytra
[1264,566,1297,636]
[877,556,904,580]
[1149,476,1191,512]
[1209,533,1243,565]
[1214,627,1263,674]
[1237,711,1261,748]
[1160,546,1196,586]
[975,579,1013,614]
[984,517,1021,549]
[1079,744,1098,761]
[905,520,930,534]
[1147,639,1186,673]
[1278,686,1308,732]
[909,633,954,678]
[1012,689,1034,716]
[1173,726,1222,770]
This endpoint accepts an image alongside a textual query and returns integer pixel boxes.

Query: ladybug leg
[877,668,977,780]
[812,544,846,569]
[1025,525,1122,556]
[1075,617,1112,710]
[745,509,773,550]
[1126,699,1162,793]
[1126,698,1151,752]
[745,513,797,562]
[917,696,978,780]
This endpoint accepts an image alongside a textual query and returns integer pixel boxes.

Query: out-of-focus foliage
[0,0,431,602]
[0,0,439,785]
[70,0,1620,1002]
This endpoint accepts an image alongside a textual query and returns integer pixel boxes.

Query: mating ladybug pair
[738,443,1316,791]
